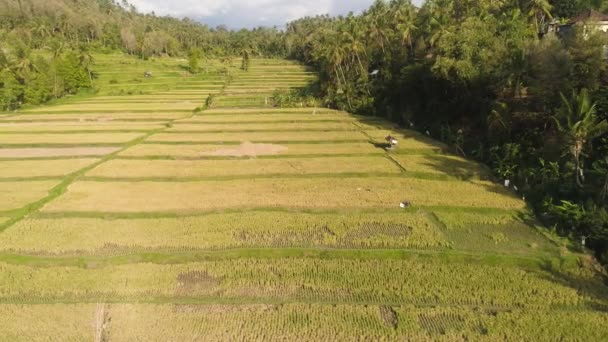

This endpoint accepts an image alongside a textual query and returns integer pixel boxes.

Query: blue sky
[128,0,424,29]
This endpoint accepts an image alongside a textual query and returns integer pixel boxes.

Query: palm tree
[527,0,552,35]
[77,46,95,82]
[554,89,608,187]
[12,45,35,79]
[365,1,389,53]
[392,0,417,53]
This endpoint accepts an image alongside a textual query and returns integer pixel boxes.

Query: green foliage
[188,48,201,74]
[285,0,608,265]
[56,51,90,94]
[0,42,92,110]
[0,0,286,58]
[272,88,321,108]
[0,69,23,110]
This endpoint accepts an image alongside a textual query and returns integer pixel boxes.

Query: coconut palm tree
[77,45,95,82]
[554,89,608,187]
[526,0,552,35]
[392,0,418,52]
[365,1,389,53]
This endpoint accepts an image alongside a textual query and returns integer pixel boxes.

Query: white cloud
[127,0,398,29]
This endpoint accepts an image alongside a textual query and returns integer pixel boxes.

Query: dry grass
[392,154,490,178]
[0,304,95,341]
[203,108,340,115]
[434,211,517,229]
[0,133,144,145]
[0,159,99,178]
[42,177,525,213]
[147,131,366,143]
[167,122,356,132]
[0,122,165,132]
[120,142,381,157]
[365,130,447,150]
[182,113,354,123]
[0,258,596,308]
[1,113,185,121]
[22,102,197,113]
[0,211,446,253]
[0,181,58,211]
[0,147,119,158]
[0,303,605,341]
[104,304,608,341]
[86,157,399,178]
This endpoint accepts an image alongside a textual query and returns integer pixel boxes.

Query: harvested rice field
[0,181,58,211]
[86,156,399,178]
[120,142,382,157]
[41,178,526,213]
[1,55,606,340]
[147,131,367,143]
[0,122,166,132]
[0,211,447,253]
[0,147,119,158]
[391,154,490,179]
[1,112,188,121]
[183,113,355,123]
[0,159,99,178]
[166,121,357,132]
[0,132,144,145]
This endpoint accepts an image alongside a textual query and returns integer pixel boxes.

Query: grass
[182,113,354,123]
[0,55,606,339]
[0,133,145,145]
[119,142,382,158]
[21,103,198,113]
[391,154,491,179]
[147,131,367,143]
[0,113,189,121]
[0,304,96,341]
[85,157,400,179]
[41,177,526,213]
[0,181,59,211]
[0,256,601,308]
[0,122,165,133]
[167,122,357,132]
[0,159,99,178]
[0,211,447,254]
[1,303,606,341]
[0,147,119,159]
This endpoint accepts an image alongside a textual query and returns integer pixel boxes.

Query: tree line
[284,0,608,265]
[0,0,285,110]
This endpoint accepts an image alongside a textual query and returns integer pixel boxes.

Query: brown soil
[203,141,287,157]
[0,147,119,158]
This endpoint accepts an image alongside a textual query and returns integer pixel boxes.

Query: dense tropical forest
[283,0,608,266]
[1,0,608,266]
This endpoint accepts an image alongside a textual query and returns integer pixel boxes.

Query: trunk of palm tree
[573,139,585,187]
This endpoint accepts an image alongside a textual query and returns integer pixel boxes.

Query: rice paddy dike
[0,54,606,340]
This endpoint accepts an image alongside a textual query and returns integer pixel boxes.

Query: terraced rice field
[0,54,607,340]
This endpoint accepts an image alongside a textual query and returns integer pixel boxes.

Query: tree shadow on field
[415,154,493,181]
[538,259,608,312]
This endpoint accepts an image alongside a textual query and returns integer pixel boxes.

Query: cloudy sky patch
[127,0,422,29]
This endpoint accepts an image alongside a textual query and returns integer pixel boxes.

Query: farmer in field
[385,135,398,150]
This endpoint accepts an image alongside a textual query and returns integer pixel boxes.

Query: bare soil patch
[202,141,287,157]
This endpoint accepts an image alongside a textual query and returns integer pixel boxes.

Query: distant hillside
[0,0,285,57]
